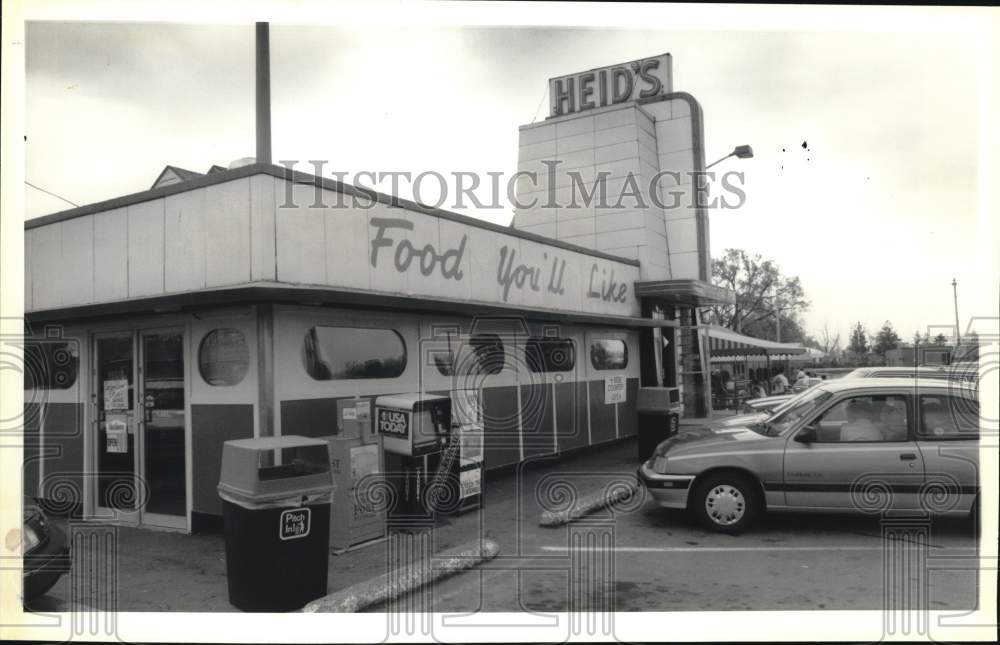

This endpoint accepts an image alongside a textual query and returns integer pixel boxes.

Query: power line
[25,181,79,208]
[530,81,548,124]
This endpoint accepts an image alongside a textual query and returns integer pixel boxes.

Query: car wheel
[692,473,761,534]
[23,571,62,601]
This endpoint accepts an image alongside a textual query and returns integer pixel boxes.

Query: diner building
[22,54,738,533]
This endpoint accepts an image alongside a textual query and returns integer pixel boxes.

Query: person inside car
[921,401,956,437]
[879,402,908,441]
[840,399,882,441]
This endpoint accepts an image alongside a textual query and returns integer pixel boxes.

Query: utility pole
[773,286,782,343]
[951,278,961,346]
[255,22,272,165]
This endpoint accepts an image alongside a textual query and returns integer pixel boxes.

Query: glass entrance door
[93,328,188,530]
[138,329,187,529]
[94,333,139,523]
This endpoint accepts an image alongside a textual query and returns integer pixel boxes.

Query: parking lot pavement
[371,507,979,613]
[365,439,981,613]
[24,437,981,614]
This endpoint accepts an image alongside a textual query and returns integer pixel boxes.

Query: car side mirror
[795,426,817,443]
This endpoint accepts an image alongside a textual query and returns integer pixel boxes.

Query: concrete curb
[539,478,639,527]
[301,537,500,613]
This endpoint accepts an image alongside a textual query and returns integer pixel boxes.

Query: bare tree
[708,249,810,338]
[816,322,841,357]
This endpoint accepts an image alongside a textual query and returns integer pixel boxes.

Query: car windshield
[762,387,814,417]
[763,387,834,435]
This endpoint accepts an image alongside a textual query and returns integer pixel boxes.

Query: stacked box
[328,397,385,551]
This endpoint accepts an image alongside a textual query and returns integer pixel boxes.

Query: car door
[782,391,926,512]
[913,391,980,514]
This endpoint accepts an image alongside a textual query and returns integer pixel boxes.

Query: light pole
[951,278,961,346]
[706,145,754,170]
[775,288,781,343]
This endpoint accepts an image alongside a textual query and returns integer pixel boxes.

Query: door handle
[899,453,917,461]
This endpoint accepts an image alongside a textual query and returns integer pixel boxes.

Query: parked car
[639,378,980,533]
[22,501,71,601]
[739,393,795,415]
[738,365,973,415]
[841,365,959,380]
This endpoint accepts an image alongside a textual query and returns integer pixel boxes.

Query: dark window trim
[198,328,250,387]
[303,325,407,381]
[589,338,629,371]
[433,332,505,377]
[524,336,577,373]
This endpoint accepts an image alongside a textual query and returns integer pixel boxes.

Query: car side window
[806,395,909,442]
[917,394,979,439]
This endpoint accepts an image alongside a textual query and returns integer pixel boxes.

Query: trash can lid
[223,435,329,450]
[218,435,333,502]
[375,393,449,411]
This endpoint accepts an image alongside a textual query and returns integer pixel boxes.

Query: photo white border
[2,1,997,642]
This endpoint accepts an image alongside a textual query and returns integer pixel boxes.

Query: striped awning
[707,325,808,358]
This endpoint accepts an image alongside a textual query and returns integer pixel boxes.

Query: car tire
[691,472,761,534]
[24,571,61,601]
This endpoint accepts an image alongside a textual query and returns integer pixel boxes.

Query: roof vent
[228,157,257,169]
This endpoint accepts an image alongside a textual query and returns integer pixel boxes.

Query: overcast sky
[23,12,999,344]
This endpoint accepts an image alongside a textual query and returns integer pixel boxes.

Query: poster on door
[103,378,129,411]
[604,375,627,404]
[105,415,128,453]
[460,465,482,498]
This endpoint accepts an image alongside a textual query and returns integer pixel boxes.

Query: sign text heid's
[549,54,672,118]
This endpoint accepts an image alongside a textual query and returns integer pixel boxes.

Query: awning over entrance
[634,279,735,307]
[707,325,808,359]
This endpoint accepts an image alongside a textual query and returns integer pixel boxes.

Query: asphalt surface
[24,437,980,614]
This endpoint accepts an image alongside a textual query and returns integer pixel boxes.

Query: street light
[705,145,754,169]
[952,278,961,346]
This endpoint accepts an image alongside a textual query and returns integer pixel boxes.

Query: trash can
[217,436,334,612]
[636,387,682,462]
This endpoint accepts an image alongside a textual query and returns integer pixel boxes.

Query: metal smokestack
[255,22,272,165]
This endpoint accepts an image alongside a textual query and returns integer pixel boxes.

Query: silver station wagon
[638,378,981,533]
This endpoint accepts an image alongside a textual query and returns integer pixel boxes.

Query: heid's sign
[549,54,672,118]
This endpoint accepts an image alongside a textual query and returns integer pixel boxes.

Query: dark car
[22,502,71,601]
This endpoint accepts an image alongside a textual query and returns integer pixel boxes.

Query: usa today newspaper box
[217,436,333,612]
[375,394,451,526]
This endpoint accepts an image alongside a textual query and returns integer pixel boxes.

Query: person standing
[771,368,789,394]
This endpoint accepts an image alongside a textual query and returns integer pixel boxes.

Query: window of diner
[303,326,407,380]
[199,328,250,386]
[433,333,505,376]
[22,340,79,390]
[590,339,628,370]
[525,337,576,373]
